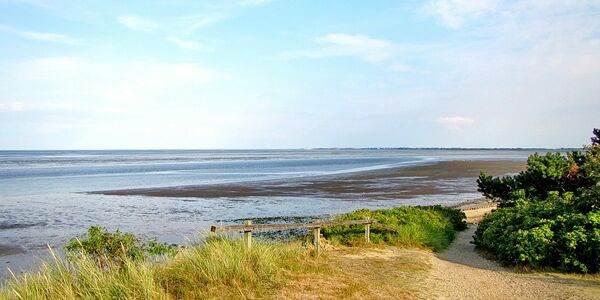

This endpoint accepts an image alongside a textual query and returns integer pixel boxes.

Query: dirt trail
[274,247,432,299]
[275,205,600,299]
[423,225,600,299]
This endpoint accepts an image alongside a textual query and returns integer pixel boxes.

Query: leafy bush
[64,226,178,268]
[477,129,600,210]
[474,200,600,272]
[475,129,600,273]
[322,206,466,252]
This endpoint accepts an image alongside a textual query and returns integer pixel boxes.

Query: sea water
[0,149,534,277]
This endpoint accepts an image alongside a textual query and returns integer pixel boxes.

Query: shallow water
[0,149,536,278]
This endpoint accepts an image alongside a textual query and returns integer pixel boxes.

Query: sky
[0,0,599,149]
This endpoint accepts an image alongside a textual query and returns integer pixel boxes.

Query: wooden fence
[210,218,398,255]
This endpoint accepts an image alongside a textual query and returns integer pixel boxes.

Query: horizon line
[0,147,585,152]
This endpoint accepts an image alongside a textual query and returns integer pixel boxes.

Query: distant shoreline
[0,148,581,152]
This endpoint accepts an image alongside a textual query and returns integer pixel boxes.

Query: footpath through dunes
[273,246,433,299]
[274,206,600,300]
[423,225,600,300]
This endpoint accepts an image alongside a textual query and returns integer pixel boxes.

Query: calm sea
[0,149,535,276]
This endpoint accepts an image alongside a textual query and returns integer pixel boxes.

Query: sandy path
[274,246,432,300]
[275,205,600,299]
[423,226,600,299]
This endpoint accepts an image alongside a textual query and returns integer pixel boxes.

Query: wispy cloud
[167,36,212,52]
[282,33,430,73]
[117,15,159,32]
[177,13,226,35]
[117,13,225,34]
[116,13,224,50]
[314,34,394,62]
[8,57,221,114]
[424,0,500,29]
[0,101,85,113]
[114,1,270,52]
[0,101,27,112]
[238,0,274,7]
[284,33,398,63]
[0,24,81,45]
[438,116,474,130]
[422,0,600,144]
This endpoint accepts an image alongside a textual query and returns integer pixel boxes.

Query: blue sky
[0,0,599,149]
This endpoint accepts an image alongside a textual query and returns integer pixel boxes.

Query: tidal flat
[1,149,532,281]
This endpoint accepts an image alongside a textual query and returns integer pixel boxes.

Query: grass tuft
[0,239,309,300]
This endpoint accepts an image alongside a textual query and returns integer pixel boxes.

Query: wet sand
[94,160,526,200]
[0,245,25,256]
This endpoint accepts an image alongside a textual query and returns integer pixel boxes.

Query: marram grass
[0,238,309,300]
[1,206,467,299]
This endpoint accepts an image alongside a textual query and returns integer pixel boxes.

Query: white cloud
[284,33,398,64]
[0,24,81,45]
[178,13,225,35]
[425,0,500,29]
[437,116,474,130]
[0,101,26,112]
[117,13,224,35]
[238,0,273,6]
[282,33,433,74]
[7,57,221,114]
[20,30,81,45]
[406,0,600,146]
[167,36,212,51]
[314,34,394,62]
[117,15,159,32]
[389,63,417,73]
[116,14,223,50]
[0,101,70,112]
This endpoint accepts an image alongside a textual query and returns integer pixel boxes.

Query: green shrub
[322,206,466,252]
[474,201,600,273]
[474,128,600,273]
[64,226,178,268]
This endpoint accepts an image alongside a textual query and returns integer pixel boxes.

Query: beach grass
[0,238,312,300]
[0,206,467,299]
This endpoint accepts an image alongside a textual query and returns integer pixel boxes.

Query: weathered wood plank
[243,220,252,249]
[312,226,321,256]
[365,217,371,243]
[210,219,375,233]
[371,222,398,232]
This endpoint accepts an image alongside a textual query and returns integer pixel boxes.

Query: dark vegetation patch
[475,128,600,273]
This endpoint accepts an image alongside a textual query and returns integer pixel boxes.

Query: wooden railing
[210,218,398,255]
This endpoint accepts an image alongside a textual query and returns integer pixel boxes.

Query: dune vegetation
[1,237,311,300]
[322,206,467,251]
[475,129,600,273]
[0,205,466,299]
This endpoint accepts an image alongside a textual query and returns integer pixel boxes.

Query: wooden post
[365,217,371,244]
[243,220,252,249]
[312,226,321,256]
